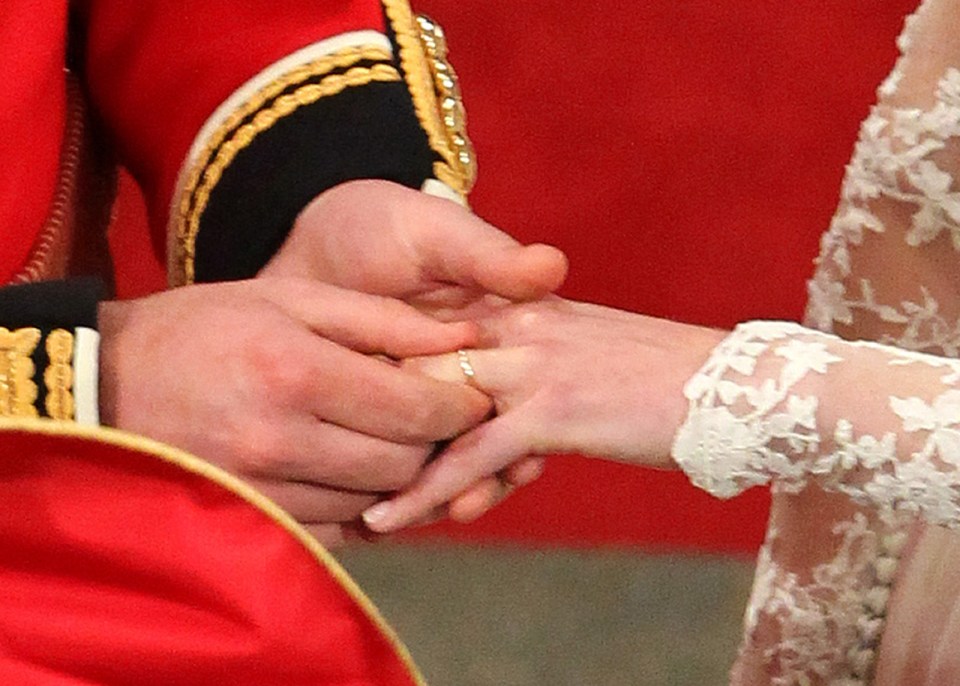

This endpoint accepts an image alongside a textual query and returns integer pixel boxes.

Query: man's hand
[260,180,568,313]
[261,180,568,524]
[98,277,492,547]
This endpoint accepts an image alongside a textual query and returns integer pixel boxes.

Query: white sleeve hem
[73,327,100,426]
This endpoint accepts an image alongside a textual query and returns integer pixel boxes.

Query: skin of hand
[361,296,727,533]
[260,179,568,308]
[260,179,568,522]
[97,277,492,547]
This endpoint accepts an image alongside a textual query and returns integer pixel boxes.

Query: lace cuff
[673,320,960,528]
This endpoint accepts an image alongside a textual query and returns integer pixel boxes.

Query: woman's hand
[363,297,726,533]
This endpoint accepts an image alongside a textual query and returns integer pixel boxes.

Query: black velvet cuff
[168,2,475,286]
[191,78,439,283]
[0,278,103,330]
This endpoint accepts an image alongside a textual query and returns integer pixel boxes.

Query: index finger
[259,279,479,357]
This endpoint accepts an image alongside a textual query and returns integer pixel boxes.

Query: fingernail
[362,502,393,531]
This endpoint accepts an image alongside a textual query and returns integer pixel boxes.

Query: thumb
[416,198,568,300]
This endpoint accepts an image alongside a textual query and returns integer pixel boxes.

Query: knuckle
[517,310,547,331]
[399,382,486,442]
[535,380,581,424]
[234,424,293,477]
[394,399,444,443]
[245,335,304,399]
[503,307,549,338]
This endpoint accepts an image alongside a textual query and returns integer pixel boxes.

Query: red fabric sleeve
[0,1,68,281]
[0,423,423,685]
[78,1,388,243]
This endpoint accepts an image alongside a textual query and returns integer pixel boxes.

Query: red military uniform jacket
[0,1,472,683]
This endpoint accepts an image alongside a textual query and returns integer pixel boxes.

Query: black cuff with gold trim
[170,1,477,286]
[0,278,103,420]
[195,78,437,283]
[176,44,438,284]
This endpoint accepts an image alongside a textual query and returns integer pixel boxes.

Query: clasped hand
[363,296,727,533]
[101,180,724,543]
[100,181,567,546]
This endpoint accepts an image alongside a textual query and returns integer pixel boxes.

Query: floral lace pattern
[674,320,960,684]
[671,2,960,682]
[807,20,960,353]
[735,514,881,686]
[673,321,960,522]
[674,322,840,499]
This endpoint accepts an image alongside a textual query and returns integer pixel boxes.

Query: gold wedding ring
[456,349,479,387]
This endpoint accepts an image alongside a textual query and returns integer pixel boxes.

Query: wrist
[97,298,134,427]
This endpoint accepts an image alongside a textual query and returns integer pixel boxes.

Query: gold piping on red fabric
[0,417,428,686]
[12,78,87,284]
[172,47,396,286]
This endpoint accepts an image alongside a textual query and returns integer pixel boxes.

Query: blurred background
[110,1,918,682]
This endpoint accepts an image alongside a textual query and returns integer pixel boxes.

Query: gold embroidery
[44,328,74,421]
[174,61,401,285]
[416,15,477,195]
[0,328,40,418]
[381,1,475,198]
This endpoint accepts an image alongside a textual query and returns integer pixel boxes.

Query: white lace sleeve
[670,1,960,684]
[673,322,960,685]
[674,321,960,523]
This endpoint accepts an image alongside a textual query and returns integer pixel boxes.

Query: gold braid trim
[381,0,475,197]
[177,46,390,225]
[174,62,401,285]
[0,328,40,418]
[416,15,477,195]
[44,329,74,421]
[381,1,453,164]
